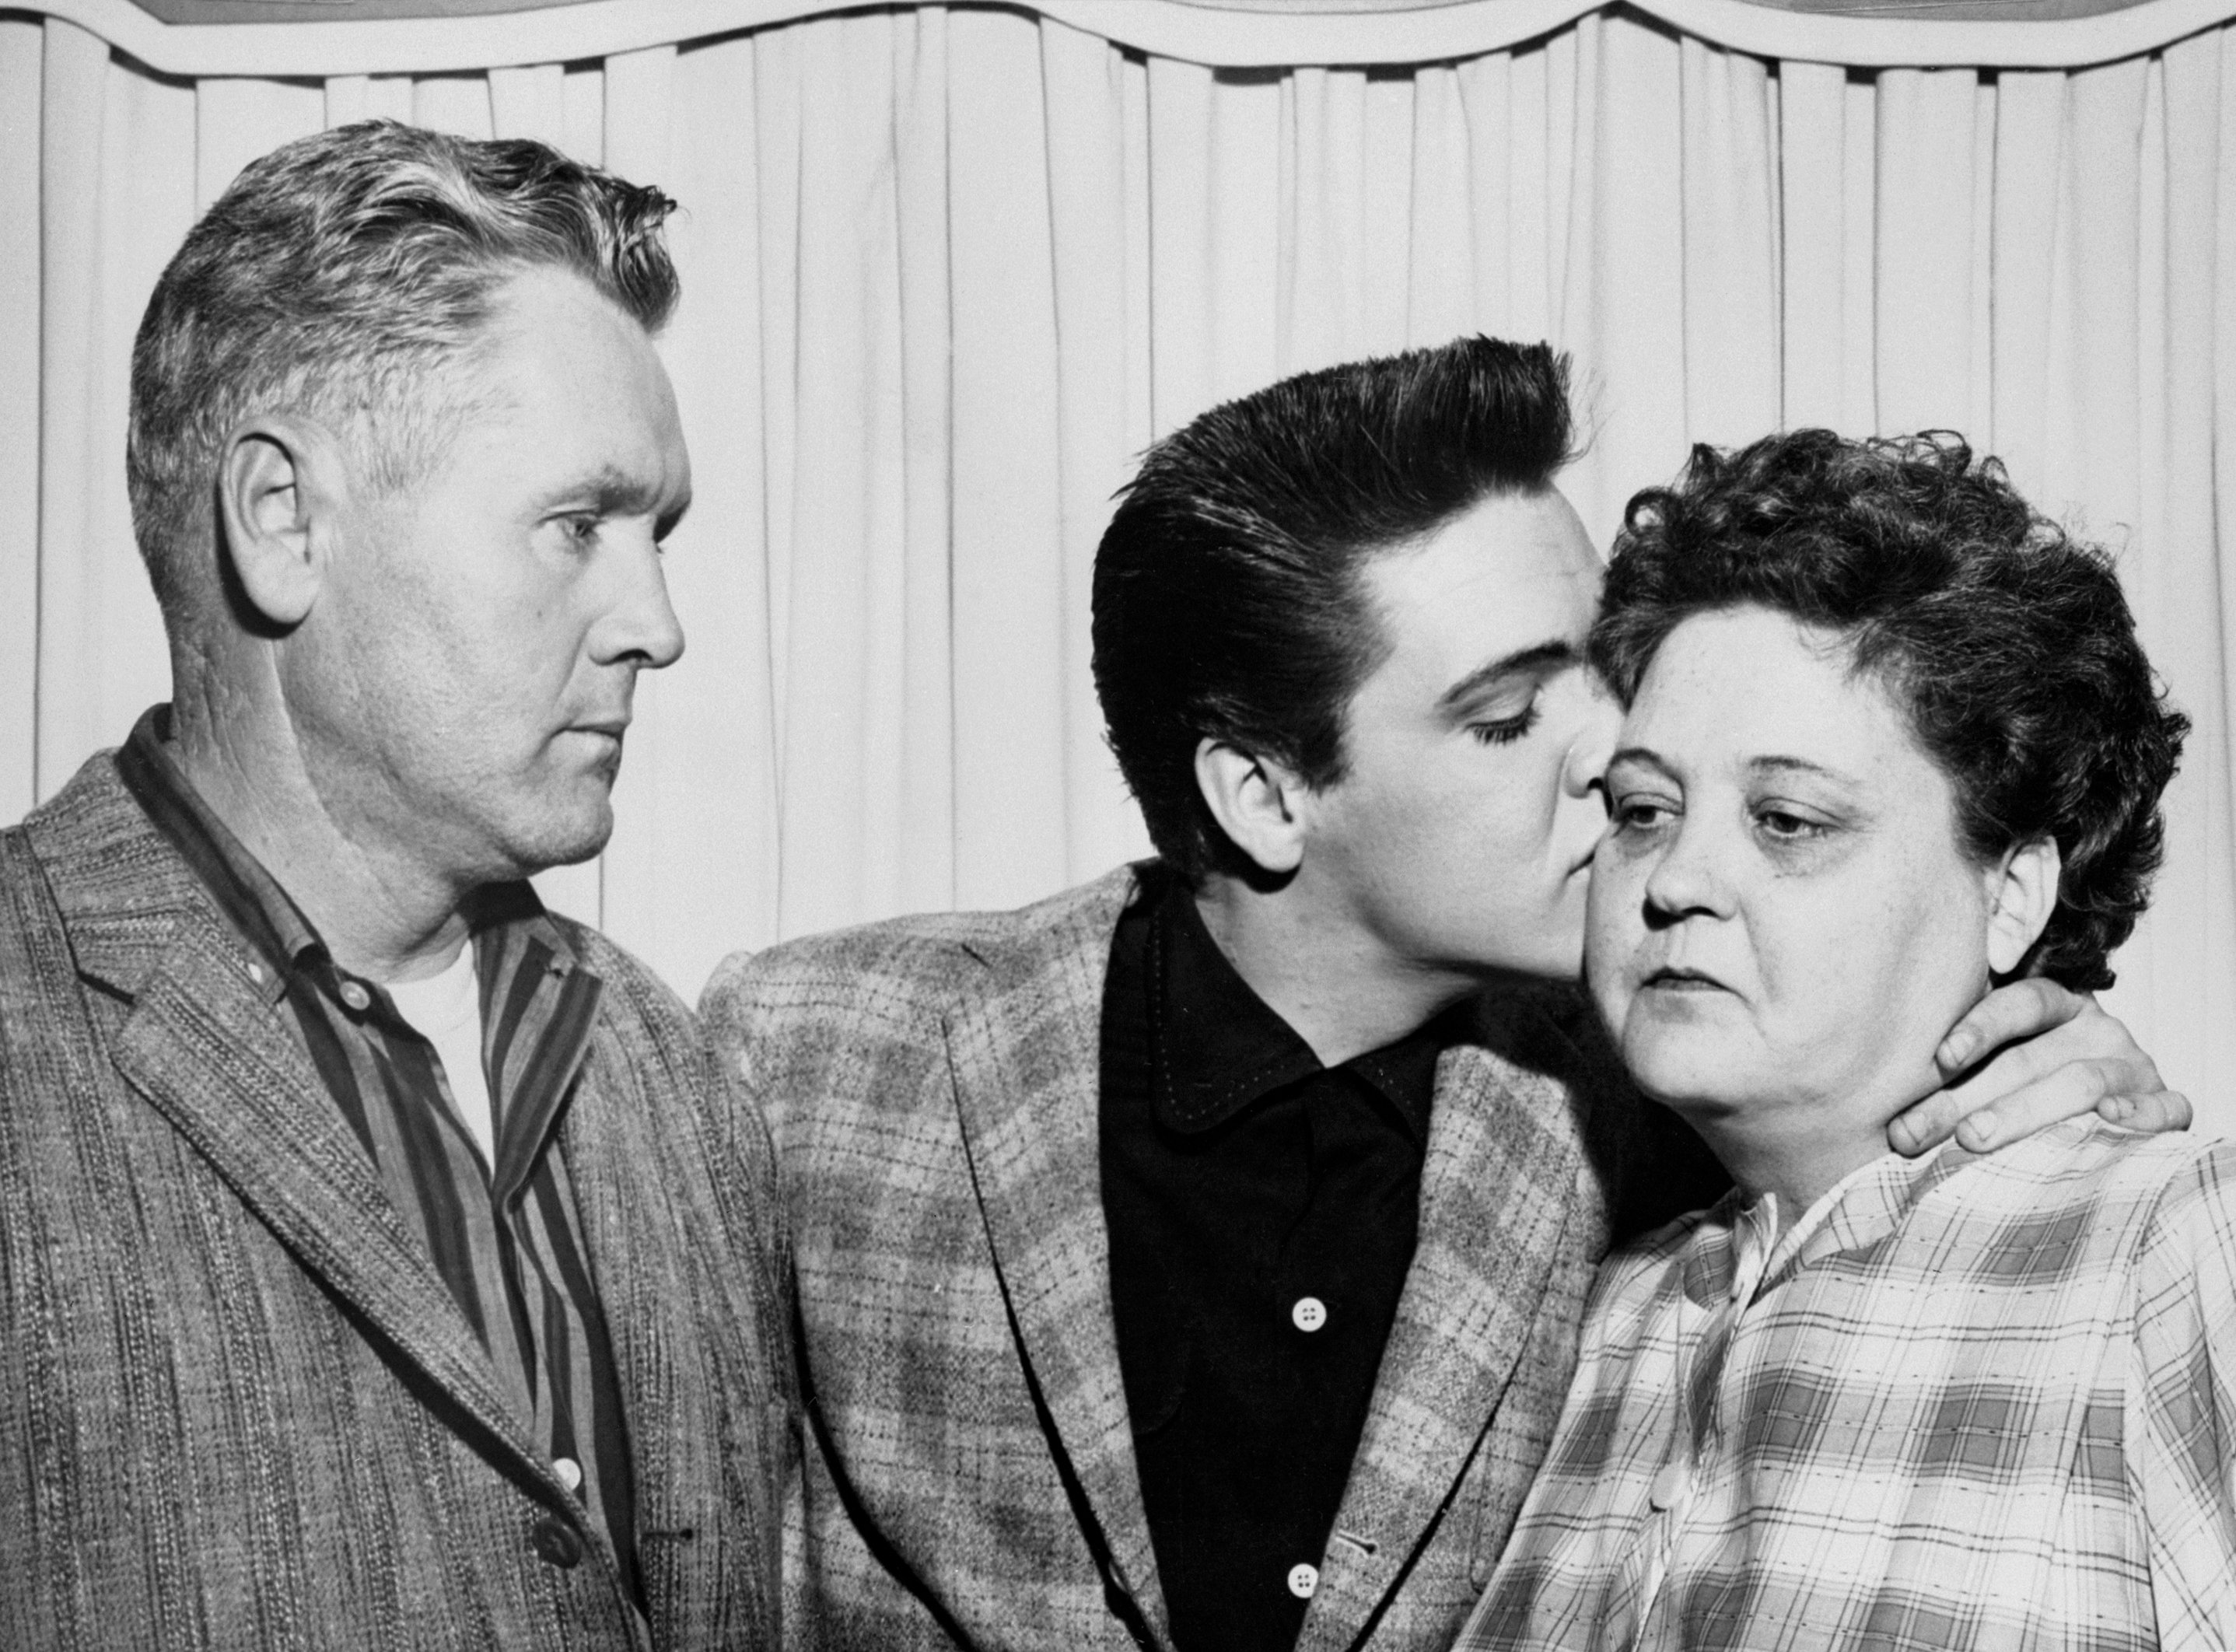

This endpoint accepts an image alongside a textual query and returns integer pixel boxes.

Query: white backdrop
[3,0,2233,1130]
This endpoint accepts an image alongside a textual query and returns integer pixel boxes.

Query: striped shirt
[117,708,642,1603]
[1457,1116,2236,1650]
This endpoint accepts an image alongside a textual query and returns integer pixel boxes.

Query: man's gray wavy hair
[127,119,679,625]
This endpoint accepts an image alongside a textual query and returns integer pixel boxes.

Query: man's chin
[509,801,616,880]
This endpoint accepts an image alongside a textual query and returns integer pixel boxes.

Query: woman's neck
[1684,1108,1895,1237]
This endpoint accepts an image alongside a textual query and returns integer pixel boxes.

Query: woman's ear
[1986,836,2061,976]
[1195,738,1307,876]
[216,418,330,629]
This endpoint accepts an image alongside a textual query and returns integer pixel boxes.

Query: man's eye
[1468,703,1541,747]
[559,514,600,546]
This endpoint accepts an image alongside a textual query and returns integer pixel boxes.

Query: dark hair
[1592,429,2187,991]
[1092,336,1577,880]
[128,119,680,623]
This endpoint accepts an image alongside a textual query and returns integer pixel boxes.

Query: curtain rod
[17,0,2231,77]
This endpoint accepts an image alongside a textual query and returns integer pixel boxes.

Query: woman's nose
[1641,817,1734,922]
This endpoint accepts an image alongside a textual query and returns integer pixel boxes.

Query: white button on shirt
[338,979,371,1012]
[1287,1563,1319,1599]
[1291,1297,1328,1333]
[553,1456,583,1494]
[1648,1462,1688,1511]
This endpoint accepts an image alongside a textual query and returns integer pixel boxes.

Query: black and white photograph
[2,0,2233,1646]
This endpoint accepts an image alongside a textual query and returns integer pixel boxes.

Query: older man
[0,123,787,1649]
[706,338,2179,1652]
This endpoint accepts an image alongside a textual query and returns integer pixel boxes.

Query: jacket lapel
[1296,996,1594,1652]
[944,867,1174,1650]
[559,985,785,1652]
[37,764,559,1507]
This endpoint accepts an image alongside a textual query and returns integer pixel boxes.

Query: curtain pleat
[0,20,43,827]
[9,3,2235,1127]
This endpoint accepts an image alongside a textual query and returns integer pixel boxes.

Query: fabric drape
[5,2,2231,1132]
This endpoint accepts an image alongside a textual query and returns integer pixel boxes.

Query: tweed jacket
[705,866,1674,1652]
[0,752,793,1651]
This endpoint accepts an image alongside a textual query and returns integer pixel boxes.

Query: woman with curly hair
[1455,430,2231,1649]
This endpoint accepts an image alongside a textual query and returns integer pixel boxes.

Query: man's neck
[169,688,472,983]
[1188,870,1475,1068]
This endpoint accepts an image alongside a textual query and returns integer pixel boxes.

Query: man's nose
[592,527,686,670]
[1562,675,1622,799]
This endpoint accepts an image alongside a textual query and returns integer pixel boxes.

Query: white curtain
[5,0,2234,1132]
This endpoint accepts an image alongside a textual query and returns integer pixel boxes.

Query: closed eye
[1468,702,1542,747]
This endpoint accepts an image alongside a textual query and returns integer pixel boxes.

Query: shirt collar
[115,704,583,1005]
[1681,1141,1988,1311]
[1142,868,1445,1138]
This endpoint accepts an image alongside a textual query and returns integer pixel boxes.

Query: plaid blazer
[705,866,1674,1652]
[0,753,793,1651]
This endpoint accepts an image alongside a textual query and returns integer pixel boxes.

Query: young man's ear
[215,418,334,629]
[1195,738,1308,876]
[1986,836,2061,977]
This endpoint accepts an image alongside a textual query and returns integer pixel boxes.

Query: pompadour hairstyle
[1092,335,1577,881]
[127,119,679,622]
[1592,429,2187,992]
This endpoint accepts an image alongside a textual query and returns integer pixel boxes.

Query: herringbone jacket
[705,866,1688,1652]
[0,752,795,1650]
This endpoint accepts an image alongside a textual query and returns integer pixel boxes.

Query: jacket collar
[943,863,1177,1648]
[943,864,1606,1652]
[26,751,653,1626]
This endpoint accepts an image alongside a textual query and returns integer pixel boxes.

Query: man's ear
[1195,738,1308,876]
[216,418,331,629]
[1986,836,2061,976]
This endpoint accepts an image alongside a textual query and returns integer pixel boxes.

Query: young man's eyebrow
[1436,640,1580,713]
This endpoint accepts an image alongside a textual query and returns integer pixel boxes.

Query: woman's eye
[1468,702,1542,747]
[1755,807,1825,841]
[1611,796,1674,832]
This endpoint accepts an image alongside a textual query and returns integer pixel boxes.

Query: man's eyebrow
[534,466,683,518]
[1436,640,1580,713]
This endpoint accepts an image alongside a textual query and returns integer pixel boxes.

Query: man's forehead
[436,271,688,495]
[1362,488,1601,666]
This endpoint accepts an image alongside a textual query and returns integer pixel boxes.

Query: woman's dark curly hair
[1590,429,2187,992]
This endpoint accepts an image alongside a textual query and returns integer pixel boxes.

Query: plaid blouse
[1458,1117,2236,1650]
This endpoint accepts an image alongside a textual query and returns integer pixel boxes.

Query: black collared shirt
[1101,866,1453,1652]
[116,707,641,1601]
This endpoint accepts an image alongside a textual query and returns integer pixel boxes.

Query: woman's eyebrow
[1747,754,1853,784]
[1605,745,1675,778]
